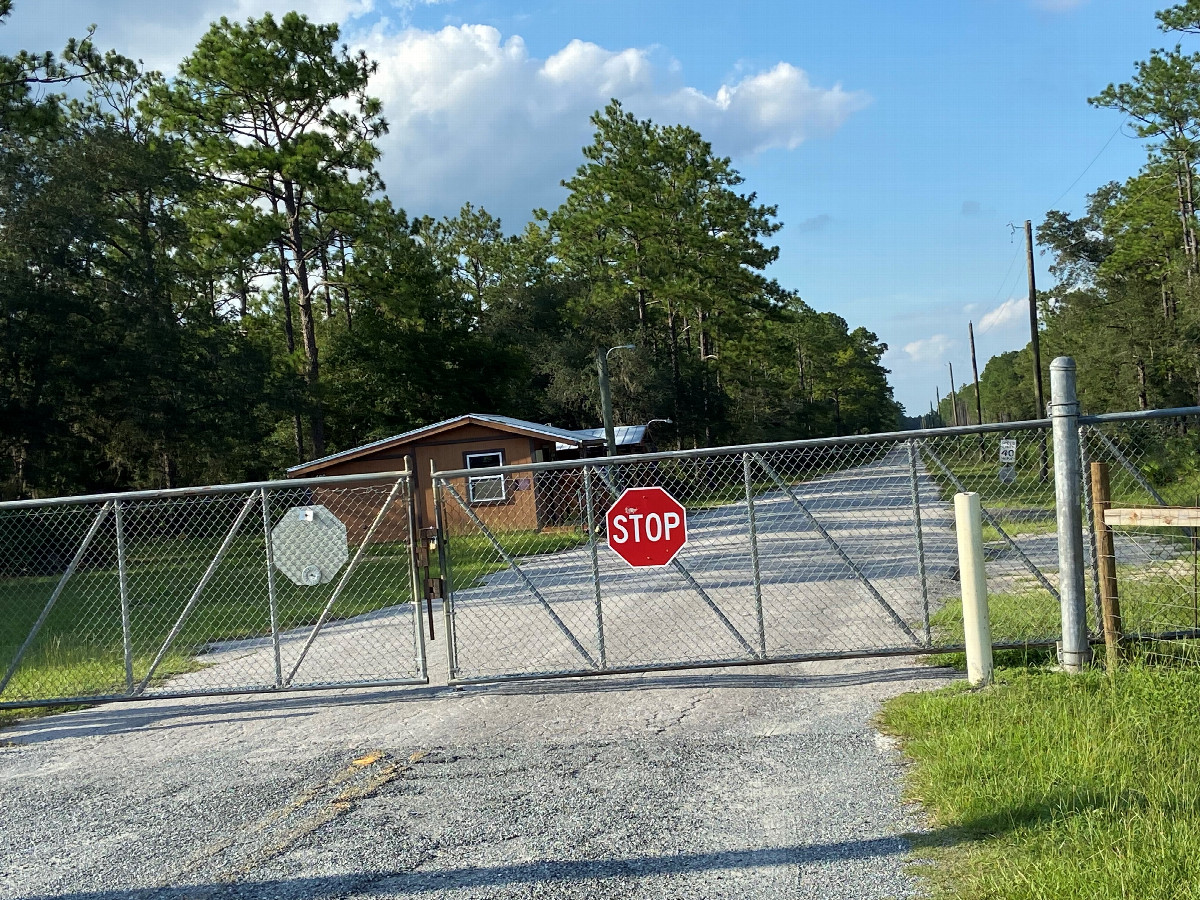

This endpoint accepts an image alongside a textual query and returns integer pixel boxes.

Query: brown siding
[292,423,559,535]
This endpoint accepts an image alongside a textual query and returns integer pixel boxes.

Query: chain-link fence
[0,472,427,708]
[1082,410,1200,665]
[11,404,1200,704]
[433,422,1069,683]
[918,424,1072,659]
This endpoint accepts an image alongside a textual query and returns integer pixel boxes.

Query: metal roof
[286,414,588,474]
[557,425,647,451]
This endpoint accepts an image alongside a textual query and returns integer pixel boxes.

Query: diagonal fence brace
[593,466,757,658]
[751,453,923,647]
[0,501,114,696]
[921,443,1062,599]
[135,492,260,695]
[1092,429,1194,541]
[284,478,406,687]
[440,478,599,670]
[921,444,1061,602]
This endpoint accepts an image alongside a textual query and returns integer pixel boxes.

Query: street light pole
[597,344,634,457]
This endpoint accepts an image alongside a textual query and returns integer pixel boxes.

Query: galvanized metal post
[1050,357,1089,671]
[404,457,427,682]
[260,487,283,689]
[583,465,607,669]
[742,452,766,657]
[597,349,616,457]
[433,472,458,680]
[114,500,134,693]
[907,440,932,647]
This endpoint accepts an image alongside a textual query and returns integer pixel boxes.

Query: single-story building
[286,414,655,536]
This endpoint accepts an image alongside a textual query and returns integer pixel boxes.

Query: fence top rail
[1079,406,1200,426]
[0,470,411,511]
[433,417,1055,480]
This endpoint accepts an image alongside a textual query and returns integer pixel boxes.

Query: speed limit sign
[999,438,1017,464]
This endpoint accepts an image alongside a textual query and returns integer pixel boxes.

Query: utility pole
[597,349,616,457]
[935,386,942,425]
[597,344,634,457]
[948,362,960,426]
[969,321,984,426]
[1027,220,1049,480]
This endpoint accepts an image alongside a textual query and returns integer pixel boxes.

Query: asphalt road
[0,656,954,900]
[0,449,970,899]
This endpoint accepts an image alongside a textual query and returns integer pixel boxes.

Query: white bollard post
[955,492,993,686]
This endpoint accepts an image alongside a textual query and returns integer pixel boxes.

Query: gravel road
[0,654,954,900]
[1,448,965,899]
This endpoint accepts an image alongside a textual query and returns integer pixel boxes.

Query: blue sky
[2,0,1168,413]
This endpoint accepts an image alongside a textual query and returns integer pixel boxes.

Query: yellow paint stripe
[172,750,396,879]
[212,749,427,882]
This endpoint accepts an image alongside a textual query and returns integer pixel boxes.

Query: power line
[1046,117,1131,212]
[978,244,1023,336]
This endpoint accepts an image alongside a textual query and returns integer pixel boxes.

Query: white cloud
[904,334,955,364]
[978,297,1026,334]
[363,25,868,221]
[2,0,377,74]
[3,9,867,225]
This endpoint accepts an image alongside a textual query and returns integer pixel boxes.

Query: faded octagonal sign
[271,505,349,587]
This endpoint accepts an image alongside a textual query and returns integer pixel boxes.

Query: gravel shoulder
[0,655,954,900]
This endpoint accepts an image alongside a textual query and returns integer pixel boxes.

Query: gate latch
[424,576,444,600]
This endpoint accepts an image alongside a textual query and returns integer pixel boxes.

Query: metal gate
[0,471,427,708]
[12,408,1200,706]
[432,423,1068,684]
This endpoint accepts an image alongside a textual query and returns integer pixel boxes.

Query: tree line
[0,4,899,500]
[967,0,1200,422]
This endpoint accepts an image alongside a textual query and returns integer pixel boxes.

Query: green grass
[981,518,1057,544]
[921,437,1058,511]
[0,534,416,707]
[925,559,1200,669]
[880,665,1200,900]
[440,529,589,592]
[925,586,1062,670]
[0,526,592,732]
[1,528,590,711]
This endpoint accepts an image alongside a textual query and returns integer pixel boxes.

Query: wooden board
[1103,507,1200,528]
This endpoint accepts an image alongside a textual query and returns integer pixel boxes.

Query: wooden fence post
[1090,462,1123,670]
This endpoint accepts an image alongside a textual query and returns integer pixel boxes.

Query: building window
[466,450,506,503]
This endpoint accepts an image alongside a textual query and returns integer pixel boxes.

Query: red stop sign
[606,487,688,567]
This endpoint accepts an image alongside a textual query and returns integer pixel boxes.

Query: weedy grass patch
[881,664,1200,899]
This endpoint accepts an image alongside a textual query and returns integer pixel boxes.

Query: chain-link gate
[11,407,1200,705]
[432,423,1069,684]
[0,471,427,708]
